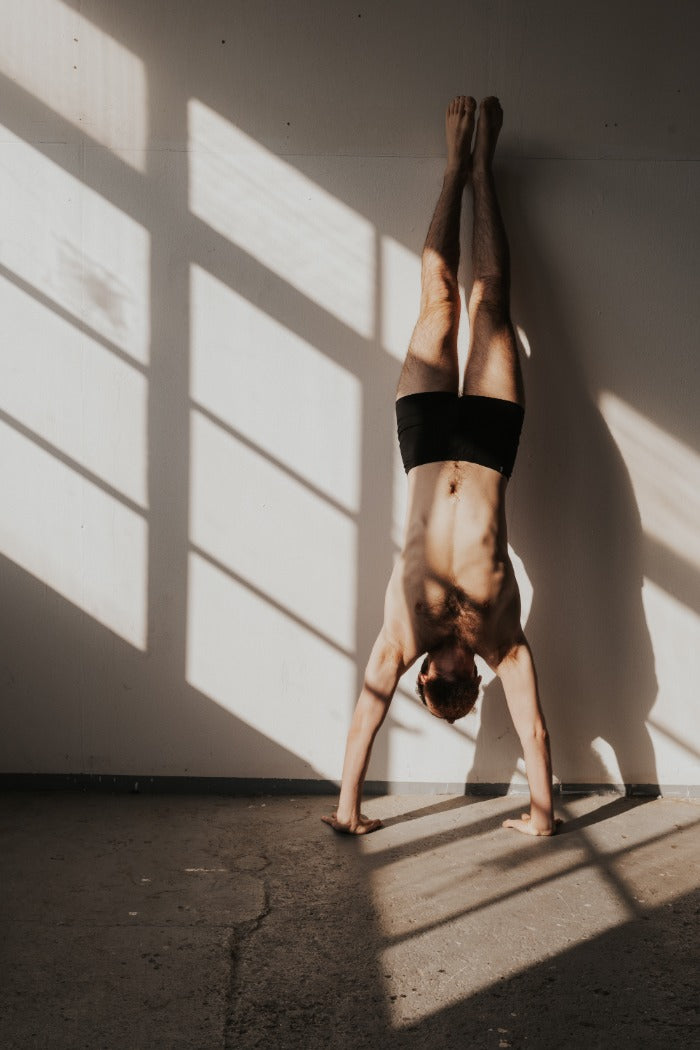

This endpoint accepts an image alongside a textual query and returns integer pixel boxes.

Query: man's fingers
[357,819,383,834]
[502,818,539,836]
[502,818,530,830]
[503,817,561,837]
[348,817,383,835]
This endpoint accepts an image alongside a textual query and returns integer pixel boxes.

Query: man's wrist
[529,805,554,831]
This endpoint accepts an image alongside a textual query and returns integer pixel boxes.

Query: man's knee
[468,275,510,319]
[420,249,460,310]
[412,300,459,351]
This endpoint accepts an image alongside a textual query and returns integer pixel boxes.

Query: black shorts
[396,392,524,478]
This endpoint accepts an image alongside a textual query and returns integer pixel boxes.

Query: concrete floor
[0,791,697,1050]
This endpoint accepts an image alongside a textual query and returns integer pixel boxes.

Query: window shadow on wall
[468,163,659,792]
[0,3,400,785]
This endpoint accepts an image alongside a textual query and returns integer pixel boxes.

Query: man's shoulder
[491,630,531,674]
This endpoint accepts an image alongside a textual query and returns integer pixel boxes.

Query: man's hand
[502,812,562,837]
[321,811,382,835]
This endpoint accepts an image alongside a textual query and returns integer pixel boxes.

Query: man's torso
[386,460,521,667]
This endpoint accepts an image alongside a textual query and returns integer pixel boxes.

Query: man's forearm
[522,729,554,831]
[335,688,387,823]
[498,638,557,835]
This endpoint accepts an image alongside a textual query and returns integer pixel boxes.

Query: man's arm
[496,636,559,836]
[321,630,406,835]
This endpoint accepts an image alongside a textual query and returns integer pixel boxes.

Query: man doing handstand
[322,97,557,838]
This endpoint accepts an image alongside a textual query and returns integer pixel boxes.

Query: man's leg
[463,98,524,406]
[396,96,475,399]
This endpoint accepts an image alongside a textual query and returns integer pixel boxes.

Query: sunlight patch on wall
[186,552,353,778]
[516,324,532,358]
[599,392,700,569]
[189,410,357,651]
[590,736,624,785]
[188,100,375,338]
[0,124,150,363]
[381,236,420,362]
[642,577,700,779]
[385,676,477,783]
[0,0,147,169]
[0,419,147,647]
[190,265,361,512]
[510,546,533,626]
[1,275,147,506]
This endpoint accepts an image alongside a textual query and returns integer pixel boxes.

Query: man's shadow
[468,163,659,794]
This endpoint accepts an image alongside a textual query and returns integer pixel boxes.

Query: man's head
[416,644,482,723]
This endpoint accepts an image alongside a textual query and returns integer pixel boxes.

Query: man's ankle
[444,164,469,186]
[472,165,494,185]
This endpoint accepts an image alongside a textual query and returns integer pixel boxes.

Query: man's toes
[449,95,475,114]
[479,96,502,118]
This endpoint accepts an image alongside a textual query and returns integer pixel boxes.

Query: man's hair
[415,655,480,723]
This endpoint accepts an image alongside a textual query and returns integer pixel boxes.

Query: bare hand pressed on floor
[321,812,383,835]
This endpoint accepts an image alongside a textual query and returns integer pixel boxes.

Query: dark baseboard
[0,773,696,797]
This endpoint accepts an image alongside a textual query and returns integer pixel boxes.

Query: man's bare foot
[445,95,476,179]
[321,811,382,835]
[502,812,563,837]
[472,96,503,175]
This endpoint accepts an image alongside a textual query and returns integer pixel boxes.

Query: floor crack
[222,877,270,1050]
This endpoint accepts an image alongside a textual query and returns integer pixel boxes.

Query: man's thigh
[396,304,460,400]
[462,318,525,406]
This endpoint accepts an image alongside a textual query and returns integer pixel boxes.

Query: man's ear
[417,665,431,685]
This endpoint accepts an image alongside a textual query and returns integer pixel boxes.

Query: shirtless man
[322,97,556,838]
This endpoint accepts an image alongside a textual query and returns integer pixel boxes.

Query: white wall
[1,0,698,790]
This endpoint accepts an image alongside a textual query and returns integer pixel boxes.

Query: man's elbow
[362,678,395,704]
[521,722,549,747]
[364,639,404,701]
